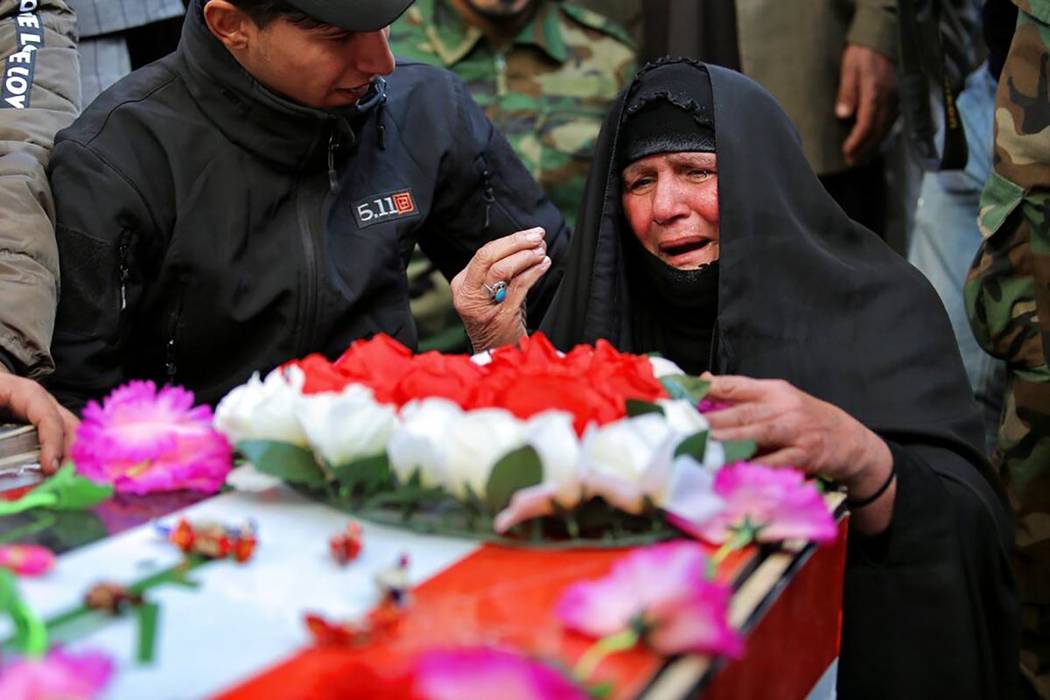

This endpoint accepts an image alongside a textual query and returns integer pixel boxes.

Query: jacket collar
[411,0,569,66]
[175,1,360,170]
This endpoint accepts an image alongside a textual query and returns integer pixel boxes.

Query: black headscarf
[615,62,720,375]
[541,59,1019,698]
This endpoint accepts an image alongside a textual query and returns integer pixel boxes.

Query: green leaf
[485,445,543,513]
[659,374,711,404]
[625,399,664,417]
[722,439,758,463]
[674,431,709,460]
[238,441,325,485]
[136,602,160,664]
[38,465,112,510]
[0,465,112,516]
[332,453,394,496]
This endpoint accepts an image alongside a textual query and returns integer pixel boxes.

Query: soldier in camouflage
[966,1,1050,696]
[389,0,636,350]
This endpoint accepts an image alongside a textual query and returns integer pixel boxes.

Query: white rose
[523,411,584,508]
[581,414,674,483]
[661,454,725,522]
[640,449,725,524]
[580,414,677,513]
[296,384,398,466]
[701,439,726,470]
[386,398,461,489]
[214,366,308,447]
[657,399,709,435]
[648,356,686,379]
[443,408,525,500]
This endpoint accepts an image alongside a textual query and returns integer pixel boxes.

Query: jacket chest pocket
[53,225,129,340]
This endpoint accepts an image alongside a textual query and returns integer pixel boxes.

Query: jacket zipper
[165,292,184,383]
[117,231,130,311]
[477,155,496,232]
[327,129,339,192]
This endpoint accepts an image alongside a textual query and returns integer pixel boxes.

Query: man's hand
[450,227,551,353]
[835,43,898,166]
[0,365,79,473]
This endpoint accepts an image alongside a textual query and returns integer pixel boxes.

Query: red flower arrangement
[284,333,668,435]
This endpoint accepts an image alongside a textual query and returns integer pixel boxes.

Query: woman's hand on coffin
[702,374,893,495]
[450,227,552,353]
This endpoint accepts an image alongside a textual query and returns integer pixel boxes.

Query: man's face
[463,0,533,18]
[621,152,720,269]
[240,19,396,110]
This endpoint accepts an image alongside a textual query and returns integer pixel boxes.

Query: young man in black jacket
[46,0,568,411]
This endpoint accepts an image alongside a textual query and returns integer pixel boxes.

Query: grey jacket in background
[736,0,898,176]
[67,0,183,37]
[0,0,79,377]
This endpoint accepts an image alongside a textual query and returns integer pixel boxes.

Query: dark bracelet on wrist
[845,462,896,509]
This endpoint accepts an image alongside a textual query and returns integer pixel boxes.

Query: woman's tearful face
[621,152,720,269]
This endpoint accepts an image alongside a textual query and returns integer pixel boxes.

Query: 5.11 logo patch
[352,189,420,229]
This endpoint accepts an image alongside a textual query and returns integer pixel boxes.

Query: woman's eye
[626,177,653,192]
[689,169,714,179]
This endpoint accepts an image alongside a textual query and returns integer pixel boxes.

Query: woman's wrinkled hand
[702,374,893,497]
[451,227,551,353]
[0,368,80,474]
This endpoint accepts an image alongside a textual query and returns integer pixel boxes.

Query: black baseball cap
[284,0,415,32]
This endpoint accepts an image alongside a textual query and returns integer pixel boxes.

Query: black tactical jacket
[47,4,569,410]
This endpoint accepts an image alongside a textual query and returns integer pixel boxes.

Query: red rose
[583,340,667,402]
[332,334,415,403]
[391,351,484,407]
[470,334,668,433]
[486,332,563,374]
[472,368,623,434]
[287,354,354,395]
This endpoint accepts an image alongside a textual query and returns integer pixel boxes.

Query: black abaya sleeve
[838,442,1020,700]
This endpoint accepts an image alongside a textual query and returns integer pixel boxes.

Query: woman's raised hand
[450,227,551,353]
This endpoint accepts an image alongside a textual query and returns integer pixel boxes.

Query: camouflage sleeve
[966,6,1050,373]
[965,7,1050,696]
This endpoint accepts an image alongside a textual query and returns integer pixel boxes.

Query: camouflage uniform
[389,0,636,350]
[966,2,1050,695]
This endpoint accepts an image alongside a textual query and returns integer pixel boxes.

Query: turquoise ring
[484,280,508,304]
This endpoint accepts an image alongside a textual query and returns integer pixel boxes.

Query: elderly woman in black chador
[453,59,1019,698]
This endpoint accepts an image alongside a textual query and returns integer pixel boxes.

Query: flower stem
[13,599,47,657]
[573,628,639,682]
[0,512,56,545]
[0,491,59,516]
[1,555,206,659]
[0,570,48,657]
[706,527,755,579]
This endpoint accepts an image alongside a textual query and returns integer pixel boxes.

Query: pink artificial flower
[556,542,742,658]
[673,463,837,545]
[414,648,586,700]
[0,545,55,576]
[73,381,233,495]
[0,647,114,700]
